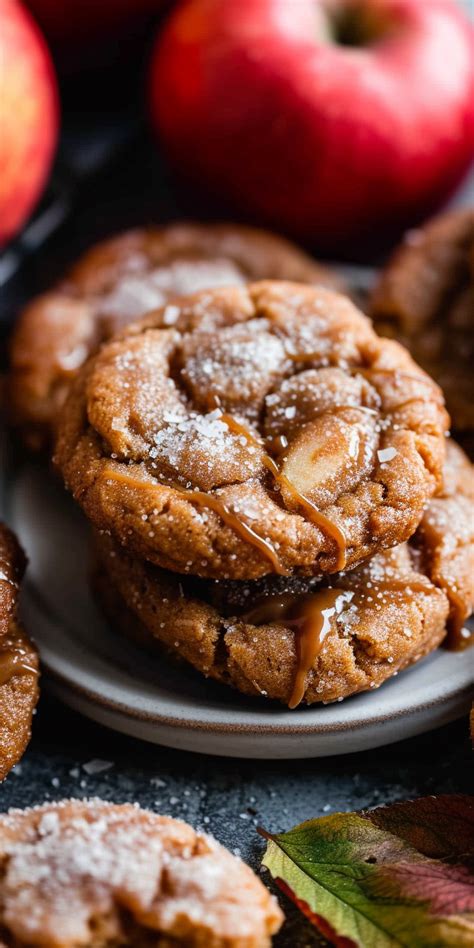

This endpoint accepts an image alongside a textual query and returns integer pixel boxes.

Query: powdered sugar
[0,800,281,944]
[98,258,246,326]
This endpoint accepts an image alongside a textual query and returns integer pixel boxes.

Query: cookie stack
[9,219,474,710]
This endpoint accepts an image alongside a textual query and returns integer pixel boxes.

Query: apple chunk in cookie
[279,407,379,512]
[55,281,448,581]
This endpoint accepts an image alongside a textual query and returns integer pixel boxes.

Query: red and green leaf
[261,794,474,947]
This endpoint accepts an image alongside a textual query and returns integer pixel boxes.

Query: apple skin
[0,0,59,246]
[150,0,474,253]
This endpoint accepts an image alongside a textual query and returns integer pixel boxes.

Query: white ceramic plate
[2,444,472,759]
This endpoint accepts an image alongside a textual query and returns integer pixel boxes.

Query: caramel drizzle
[216,409,347,571]
[243,574,439,708]
[244,588,353,709]
[0,644,36,686]
[103,396,349,573]
[266,434,289,455]
[103,469,287,575]
[174,487,286,575]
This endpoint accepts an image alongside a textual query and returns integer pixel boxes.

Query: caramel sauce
[244,587,353,708]
[0,645,36,685]
[102,389,416,577]
[103,468,287,575]
[174,488,287,575]
[277,474,347,571]
[266,434,289,455]
[242,573,438,708]
[216,410,347,571]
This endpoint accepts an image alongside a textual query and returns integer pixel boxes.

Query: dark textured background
[1,23,473,944]
[1,698,472,946]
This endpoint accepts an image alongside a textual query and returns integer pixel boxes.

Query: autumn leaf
[261,794,474,948]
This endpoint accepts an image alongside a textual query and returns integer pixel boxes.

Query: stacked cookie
[8,219,474,710]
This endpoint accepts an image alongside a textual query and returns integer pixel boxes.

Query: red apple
[0,0,59,246]
[150,0,474,253]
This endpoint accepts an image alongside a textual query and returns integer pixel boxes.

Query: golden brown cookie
[93,441,472,709]
[8,223,340,450]
[56,281,448,581]
[414,440,474,641]
[0,525,39,780]
[370,208,474,432]
[0,799,283,947]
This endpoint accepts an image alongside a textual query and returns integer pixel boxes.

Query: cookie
[370,208,474,432]
[0,799,283,947]
[0,525,39,780]
[8,222,339,449]
[413,439,474,640]
[56,281,448,581]
[93,442,472,709]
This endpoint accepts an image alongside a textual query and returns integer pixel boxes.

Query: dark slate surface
[1,51,473,947]
[0,696,471,947]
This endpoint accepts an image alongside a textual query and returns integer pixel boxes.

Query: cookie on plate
[93,442,472,709]
[8,222,340,449]
[0,525,39,780]
[0,799,283,947]
[56,281,448,581]
[370,208,474,432]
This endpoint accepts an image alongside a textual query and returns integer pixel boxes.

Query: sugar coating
[0,799,283,947]
[98,257,247,326]
[56,281,449,581]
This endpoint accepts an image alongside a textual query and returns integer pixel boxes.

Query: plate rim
[39,648,473,735]
[3,436,473,756]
